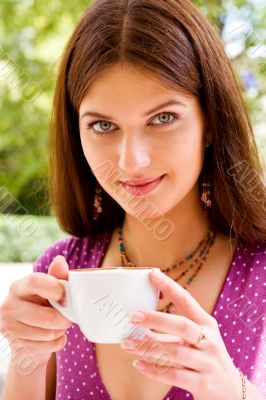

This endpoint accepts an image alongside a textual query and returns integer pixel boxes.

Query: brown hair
[49,0,266,243]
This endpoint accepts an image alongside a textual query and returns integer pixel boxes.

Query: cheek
[161,129,204,170]
[80,136,114,170]
[80,139,121,192]
[181,141,205,170]
[166,130,205,192]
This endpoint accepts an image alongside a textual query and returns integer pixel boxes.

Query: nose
[118,132,151,175]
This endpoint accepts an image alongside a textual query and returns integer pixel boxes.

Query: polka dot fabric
[33,235,266,399]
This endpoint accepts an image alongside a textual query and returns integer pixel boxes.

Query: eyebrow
[80,100,187,120]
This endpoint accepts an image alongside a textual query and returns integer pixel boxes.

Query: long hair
[49,0,266,243]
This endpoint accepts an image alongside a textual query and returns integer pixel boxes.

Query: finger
[142,331,186,344]
[48,255,69,280]
[149,269,209,324]
[122,339,203,371]
[12,300,72,330]
[10,334,68,356]
[14,273,66,303]
[7,320,67,342]
[131,312,202,345]
[133,358,199,393]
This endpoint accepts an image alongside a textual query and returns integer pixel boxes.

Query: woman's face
[79,63,209,219]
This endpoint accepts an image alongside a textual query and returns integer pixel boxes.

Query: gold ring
[196,327,207,345]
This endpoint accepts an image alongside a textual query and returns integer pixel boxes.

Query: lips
[121,175,165,196]
[122,176,163,186]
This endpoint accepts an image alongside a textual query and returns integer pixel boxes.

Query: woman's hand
[0,256,73,368]
[120,268,242,400]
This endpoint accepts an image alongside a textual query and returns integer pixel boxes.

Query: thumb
[48,255,69,281]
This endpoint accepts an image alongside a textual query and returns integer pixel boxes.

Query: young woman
[1,0,265,399]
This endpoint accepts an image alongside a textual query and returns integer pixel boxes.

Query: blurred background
[0,0,265,392]
[0,0,266,264]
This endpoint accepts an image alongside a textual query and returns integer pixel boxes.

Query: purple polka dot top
[33,232,266,399]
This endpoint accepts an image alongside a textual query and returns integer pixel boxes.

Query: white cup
[48,267,160,343]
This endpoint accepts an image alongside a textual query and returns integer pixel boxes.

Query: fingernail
[121,339,136,349]
[60,297,67,306]
[152,269,163,281]
[55,255,67,265]
[130,311,145,323]
[133,360,145,371]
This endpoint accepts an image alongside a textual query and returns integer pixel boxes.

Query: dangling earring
[93,183,103,220]
[201,144,213,217]
[201,180,212,217]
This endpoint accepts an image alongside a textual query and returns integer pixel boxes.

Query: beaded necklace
[117,227,216,313]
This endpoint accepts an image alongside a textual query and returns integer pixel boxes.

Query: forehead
[79,63,192,112]
[85,63,172,91]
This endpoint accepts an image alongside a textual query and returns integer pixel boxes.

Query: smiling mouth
[121,175,166,196]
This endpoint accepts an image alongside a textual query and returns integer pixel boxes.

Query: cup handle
[48,279,78,323]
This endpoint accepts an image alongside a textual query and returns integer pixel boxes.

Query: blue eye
[86,112,179,135]
[87,121,113,135]
[152,112,177,125]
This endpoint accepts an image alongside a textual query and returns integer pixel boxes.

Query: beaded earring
[201,181,212,216]
[93,183,103,220]
[201,144,213,217]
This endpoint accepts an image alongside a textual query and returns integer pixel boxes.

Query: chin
[122,199,172,220]
[124,204,175,240]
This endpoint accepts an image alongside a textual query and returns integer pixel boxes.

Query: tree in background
[0,0,265,216]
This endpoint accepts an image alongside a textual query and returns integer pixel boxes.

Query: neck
[119,190,212,269]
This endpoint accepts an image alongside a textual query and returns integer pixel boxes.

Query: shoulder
[227,239,266,303]
[237,240,266,269]
[33,231,111,273]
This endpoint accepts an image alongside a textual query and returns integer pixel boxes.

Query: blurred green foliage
[0,214,67,262]
[0,0,265,217]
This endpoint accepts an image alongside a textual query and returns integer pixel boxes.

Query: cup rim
[69,267,158,272]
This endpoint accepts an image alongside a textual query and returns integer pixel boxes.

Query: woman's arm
[246,379,264,400]
[1,353,56,400]
[123,270,266,400]
[45,353,56,400]
[1,359,48,400]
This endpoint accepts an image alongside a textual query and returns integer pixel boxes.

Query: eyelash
[85,112,180,135]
